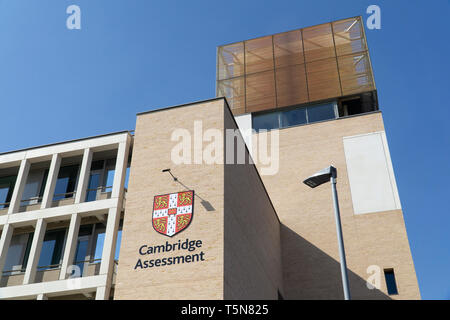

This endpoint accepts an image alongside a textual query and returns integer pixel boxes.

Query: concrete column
[75,148,93,204]
[99,207,120,275]
[8,159,31,214]
[0,224,14,281]
[59,213,81,280]
[95,284,111,300]
[23,218,47,285]
[111,141,129,199]
[97,206,120,300]
[95,140,129,300]
[40,154,62,209]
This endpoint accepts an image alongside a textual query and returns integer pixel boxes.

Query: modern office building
[0,16,420,300]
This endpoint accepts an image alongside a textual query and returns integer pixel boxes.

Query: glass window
[3,233,32,274]
[21,170,46,205]
[74,237,89,275]
[86,173,100,202]
[115,230,122,260]
[91,160,104,171]
[93,232,105,262]
[252,101,337,131]
[105,169,115,190]
[124,167,130,189]
[37,229,65,270]
[0,186,9,208]
[280,108,307,128]
[93,226,122,262]
[253,112,280,132]
[307,103,336,123]
[54,165,79,201]
[384,269,399,295]
[0,176,16,209]
[71,224,95,276]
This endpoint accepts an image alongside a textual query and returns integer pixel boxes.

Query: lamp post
[303,165,351,300]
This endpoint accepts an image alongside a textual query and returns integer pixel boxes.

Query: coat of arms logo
[152,190,194,237]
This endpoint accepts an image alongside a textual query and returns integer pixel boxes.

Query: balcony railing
[0,259,119,288]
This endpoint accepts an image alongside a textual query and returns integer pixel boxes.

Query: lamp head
[303,166,337,188]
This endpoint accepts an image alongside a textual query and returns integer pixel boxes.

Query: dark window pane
[38,230,65,269]
[53,165,79,200]
[38,170,49,198]
[0,176,16,208]
[86,173,100,202]
[280,108,307,128]
[0,186,9,208]
[74,238,89,275]
[253,112,280,132]
[91,160,104,171]
[3,233,31,273]
[38,239,56,268]
[307,103,336,123]
[54,177,69,201]
[384,269,399,295]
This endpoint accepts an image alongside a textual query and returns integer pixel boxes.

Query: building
[0,16,420,300]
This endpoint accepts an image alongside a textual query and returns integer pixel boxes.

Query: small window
[384,269,399,295]
[280,108,307,128]
[307,103,336,123]
[252,101,337,132]
[339,97,363,116]
[253,112,279,132]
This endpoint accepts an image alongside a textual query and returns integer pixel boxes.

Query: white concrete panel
[234,113,253,157]
[343,131,401,215]
[0,274,107,299]
[4,198,118,227]
[0,132,130,166]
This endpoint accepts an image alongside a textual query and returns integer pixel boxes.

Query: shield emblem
[152,190,194,237]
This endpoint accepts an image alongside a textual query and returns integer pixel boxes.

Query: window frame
[252,100,338,132]
[384,268,399,295]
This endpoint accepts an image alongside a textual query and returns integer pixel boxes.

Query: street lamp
[303,165,351,300]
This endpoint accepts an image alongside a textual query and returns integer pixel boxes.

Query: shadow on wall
[161,170,216,212]
[281,224,391,300]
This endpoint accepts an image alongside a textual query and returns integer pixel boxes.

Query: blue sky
[0,0,449,299]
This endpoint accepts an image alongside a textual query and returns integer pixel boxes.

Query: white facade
[0,132,132,300]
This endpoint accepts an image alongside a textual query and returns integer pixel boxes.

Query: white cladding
[234,113,253,157]
[343,131,401,215]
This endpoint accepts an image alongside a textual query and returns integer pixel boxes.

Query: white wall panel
[234,113,253,157]
[343,131,401,215]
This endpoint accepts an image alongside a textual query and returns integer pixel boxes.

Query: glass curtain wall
[217,16,374,115]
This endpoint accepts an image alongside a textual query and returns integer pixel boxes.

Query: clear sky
[0,0,448,299]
